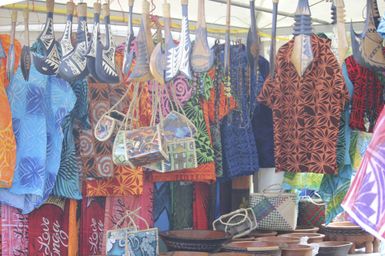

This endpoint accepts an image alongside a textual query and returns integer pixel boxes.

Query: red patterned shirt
[345,55,384,132]
[257,35,349,174]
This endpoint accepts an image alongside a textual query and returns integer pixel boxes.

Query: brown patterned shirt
[257,35,349,174]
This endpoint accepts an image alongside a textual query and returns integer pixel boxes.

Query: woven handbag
[212,208,258,238]
[249,184,299,231]
[297,195,325,228]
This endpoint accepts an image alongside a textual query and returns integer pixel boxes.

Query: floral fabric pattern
[342,107,385,241]
[0,35,21,188]
[0,61,75,213]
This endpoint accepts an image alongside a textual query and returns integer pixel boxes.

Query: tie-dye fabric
[342,107,385,241]
[0,63,75,213]
[1,205,29,256]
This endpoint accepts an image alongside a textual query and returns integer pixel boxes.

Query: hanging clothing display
[153,182,171,232]
[342,107,385,241]
[79,197,105,256]
[0,34,20,188]
[171,182,193,230]
[0,57,76,213]
[319,63,355,224]
[150,91,216,183]
[1,205,29,255]
[257,34,349,174]
[345,55,384,132]
[101,176,153,254]
[193,182,210,230]
[81,82,144,196]
[350,130,374,173]
[52,79,89,200]
[220,44,273,179]
[28,198,70,255]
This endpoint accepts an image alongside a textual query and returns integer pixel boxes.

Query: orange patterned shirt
[0,34,21,187]
[257,35,349,174]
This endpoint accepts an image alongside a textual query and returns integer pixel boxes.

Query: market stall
[0,0,384,255]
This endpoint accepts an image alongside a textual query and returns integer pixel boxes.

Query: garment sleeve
[256,74,275,108]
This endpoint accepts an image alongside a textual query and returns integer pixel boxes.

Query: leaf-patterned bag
[106,208,159,256]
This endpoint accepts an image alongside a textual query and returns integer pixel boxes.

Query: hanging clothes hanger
[291,0,313,77]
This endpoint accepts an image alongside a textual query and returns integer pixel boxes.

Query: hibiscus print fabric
[342,107,385,240]
[258,35,349,174]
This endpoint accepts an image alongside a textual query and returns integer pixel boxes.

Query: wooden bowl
[281,244,313,256]
[160,230,231,252]
[312,241,353,256]
[233,230,278,241]
[292,226,320,233]
[256,236,300,247]
[278,233,325,243]
[160,252,251,256]
[222,241,281,255]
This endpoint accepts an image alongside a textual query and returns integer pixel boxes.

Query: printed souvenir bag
[297,195,326,228]
[212,208,258,238]
[113,84,168,168]
[106,208,159,256]
[145,111,198,172]
[113,125,168,168]
[249,185,299,231]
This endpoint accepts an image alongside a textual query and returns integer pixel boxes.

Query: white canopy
[0,0,383,45]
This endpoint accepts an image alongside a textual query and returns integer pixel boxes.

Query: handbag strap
[300,195,326,206]
[112,207,150,230]
[150,82,164,127]
[262,183,284,194]
[122,82,141,130]
[98,84,131,122]
[113,207,141,230]
[217,208,251,227]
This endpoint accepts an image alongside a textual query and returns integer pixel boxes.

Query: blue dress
[0,63,75,213]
